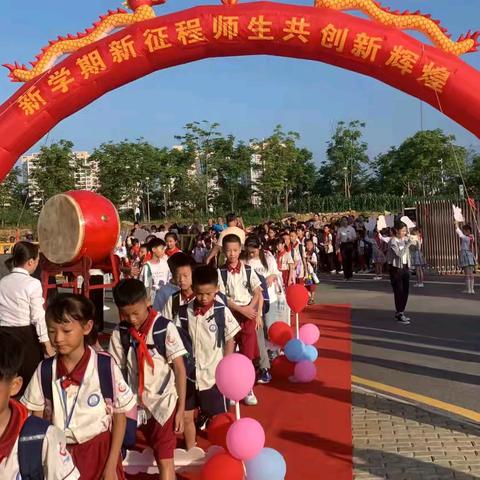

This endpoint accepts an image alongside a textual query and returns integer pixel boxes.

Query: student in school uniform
[165,233,183,258]
[22,294,136,480]
[175,266,240,450]
[217,234,263,406]
[289,230,307,284]
[152,254,187,314]
[139,238,172,306]
[161,253,197,320]
[0,330,79,479]
[275,237,295,287]
[0,242,55,397]
[109,279,187,480]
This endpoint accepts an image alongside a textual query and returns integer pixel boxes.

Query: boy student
[175,266,240,450]
[152,253,186,313]
[109,279,187,480]
[161,253,197,321]
[218,234,263,406]
[0,331,79,479]
[139,238,171,306]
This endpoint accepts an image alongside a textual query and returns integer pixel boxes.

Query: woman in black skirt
[0,242,54,395]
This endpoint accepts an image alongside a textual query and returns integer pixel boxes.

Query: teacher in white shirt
[0,241,54,395]
[336,217,357,280]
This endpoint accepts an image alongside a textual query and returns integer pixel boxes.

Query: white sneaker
[330,270,336,274]
[244,390,258,406]
[373,276,382,280]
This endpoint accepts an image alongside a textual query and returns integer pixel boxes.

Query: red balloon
[268,322,294,348]
[201,452,244,480]
[207,413,236,449]
[271,355,295,380]
[286,284,310,313]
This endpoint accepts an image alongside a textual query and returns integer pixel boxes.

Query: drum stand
[40,253,121,302]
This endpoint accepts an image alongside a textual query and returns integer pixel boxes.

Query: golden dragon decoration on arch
[4,0,479,82]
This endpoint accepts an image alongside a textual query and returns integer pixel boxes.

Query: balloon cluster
[269,322,320,383]
[268,284,320,383]
[202,353,287,480]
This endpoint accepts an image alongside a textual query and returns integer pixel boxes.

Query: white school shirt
[217,263,262,306]
[109,318,187,426]
[0,424,79,479]
[276,251,294,272]
[175,303,240,391]
[21,347,136,445]
[0,267,48,343]
[247,252,282,302]
[139,258,171,304]
[291,243,306,279]
[337,226,357,244]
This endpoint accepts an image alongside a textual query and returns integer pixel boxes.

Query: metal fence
[415,199,479,274]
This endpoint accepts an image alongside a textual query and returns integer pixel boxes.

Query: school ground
[102,273,480,479]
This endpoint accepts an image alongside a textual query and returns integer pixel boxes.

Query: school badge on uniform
[87,393,101,407]
[209,324,218,333]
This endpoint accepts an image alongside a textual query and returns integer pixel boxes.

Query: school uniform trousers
[389,265,410,313]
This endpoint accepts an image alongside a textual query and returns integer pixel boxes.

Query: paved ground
[353,386,480,480]
[317,274,480,412]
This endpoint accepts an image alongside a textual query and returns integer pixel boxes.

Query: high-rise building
[20,151,99,208]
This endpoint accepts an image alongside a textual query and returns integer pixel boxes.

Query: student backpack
[40,352,137,450]
[18,415,50,480]
[119,314,196,383]
[177,300,227,352]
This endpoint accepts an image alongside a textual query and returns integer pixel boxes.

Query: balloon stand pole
[235,401,241,420]
[295,312,300,338]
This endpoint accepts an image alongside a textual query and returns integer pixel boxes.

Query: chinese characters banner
[0,2,479,182]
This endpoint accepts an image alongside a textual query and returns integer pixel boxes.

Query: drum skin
[38,190,120,265]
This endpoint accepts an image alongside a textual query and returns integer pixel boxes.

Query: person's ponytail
[6,241,39,272]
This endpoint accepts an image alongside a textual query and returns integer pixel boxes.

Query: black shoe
[257,368,272,384]
[396,313,410,325]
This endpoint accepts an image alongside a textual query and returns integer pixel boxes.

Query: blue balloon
[245,448,287,480]
[304,344,318,362]
[284,339,306,362]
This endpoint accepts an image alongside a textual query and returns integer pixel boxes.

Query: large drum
[38,190,120,265]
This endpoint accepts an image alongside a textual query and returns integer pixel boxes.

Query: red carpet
[128,304,352,480]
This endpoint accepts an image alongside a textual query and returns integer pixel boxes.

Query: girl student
[165,232,182,257]
[455,221,476,294]
[371,229,387,280]
[409,227,426,288]
[22,294,136,480]
[275,237,295,288]
[0,241,55,396]
[304,238,319,305]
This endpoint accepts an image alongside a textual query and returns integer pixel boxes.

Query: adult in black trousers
[387,221,412,325]
[337,217,357,280]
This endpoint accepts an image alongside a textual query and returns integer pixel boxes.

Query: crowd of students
[0,212,476,479]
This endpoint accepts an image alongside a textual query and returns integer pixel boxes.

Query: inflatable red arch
[0,0,479,182]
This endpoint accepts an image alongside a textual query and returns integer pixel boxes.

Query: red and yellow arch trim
[0,1,479,182]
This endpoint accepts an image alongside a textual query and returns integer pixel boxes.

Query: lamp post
[145,177,151,223]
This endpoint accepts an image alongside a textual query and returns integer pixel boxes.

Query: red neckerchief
[193,300,214,317]
[227,262,241,274]
[129,309,157,399]
[0,400,28,464]
[276,250,287,270]
[57,347,92,390]
[181,291,195,303]
[166,247,181,257]
[292,241,299,249]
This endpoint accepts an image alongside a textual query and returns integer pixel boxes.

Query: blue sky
[0,0,479,165]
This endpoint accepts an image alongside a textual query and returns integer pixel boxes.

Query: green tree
[92,139,159,213]
[0,167,25,226]
[372,129,467,197]
[30,140,77,208]
[252,125,316,210]
[466,150,480,197]
[175,121,222,215]
[315,120,369,199]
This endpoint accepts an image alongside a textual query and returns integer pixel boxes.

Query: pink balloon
[299,323,320,345]
[226,418,265,460]
[215,353,256,402]
[294,360,317,383]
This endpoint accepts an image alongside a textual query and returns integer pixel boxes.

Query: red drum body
[38,190,120,265]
